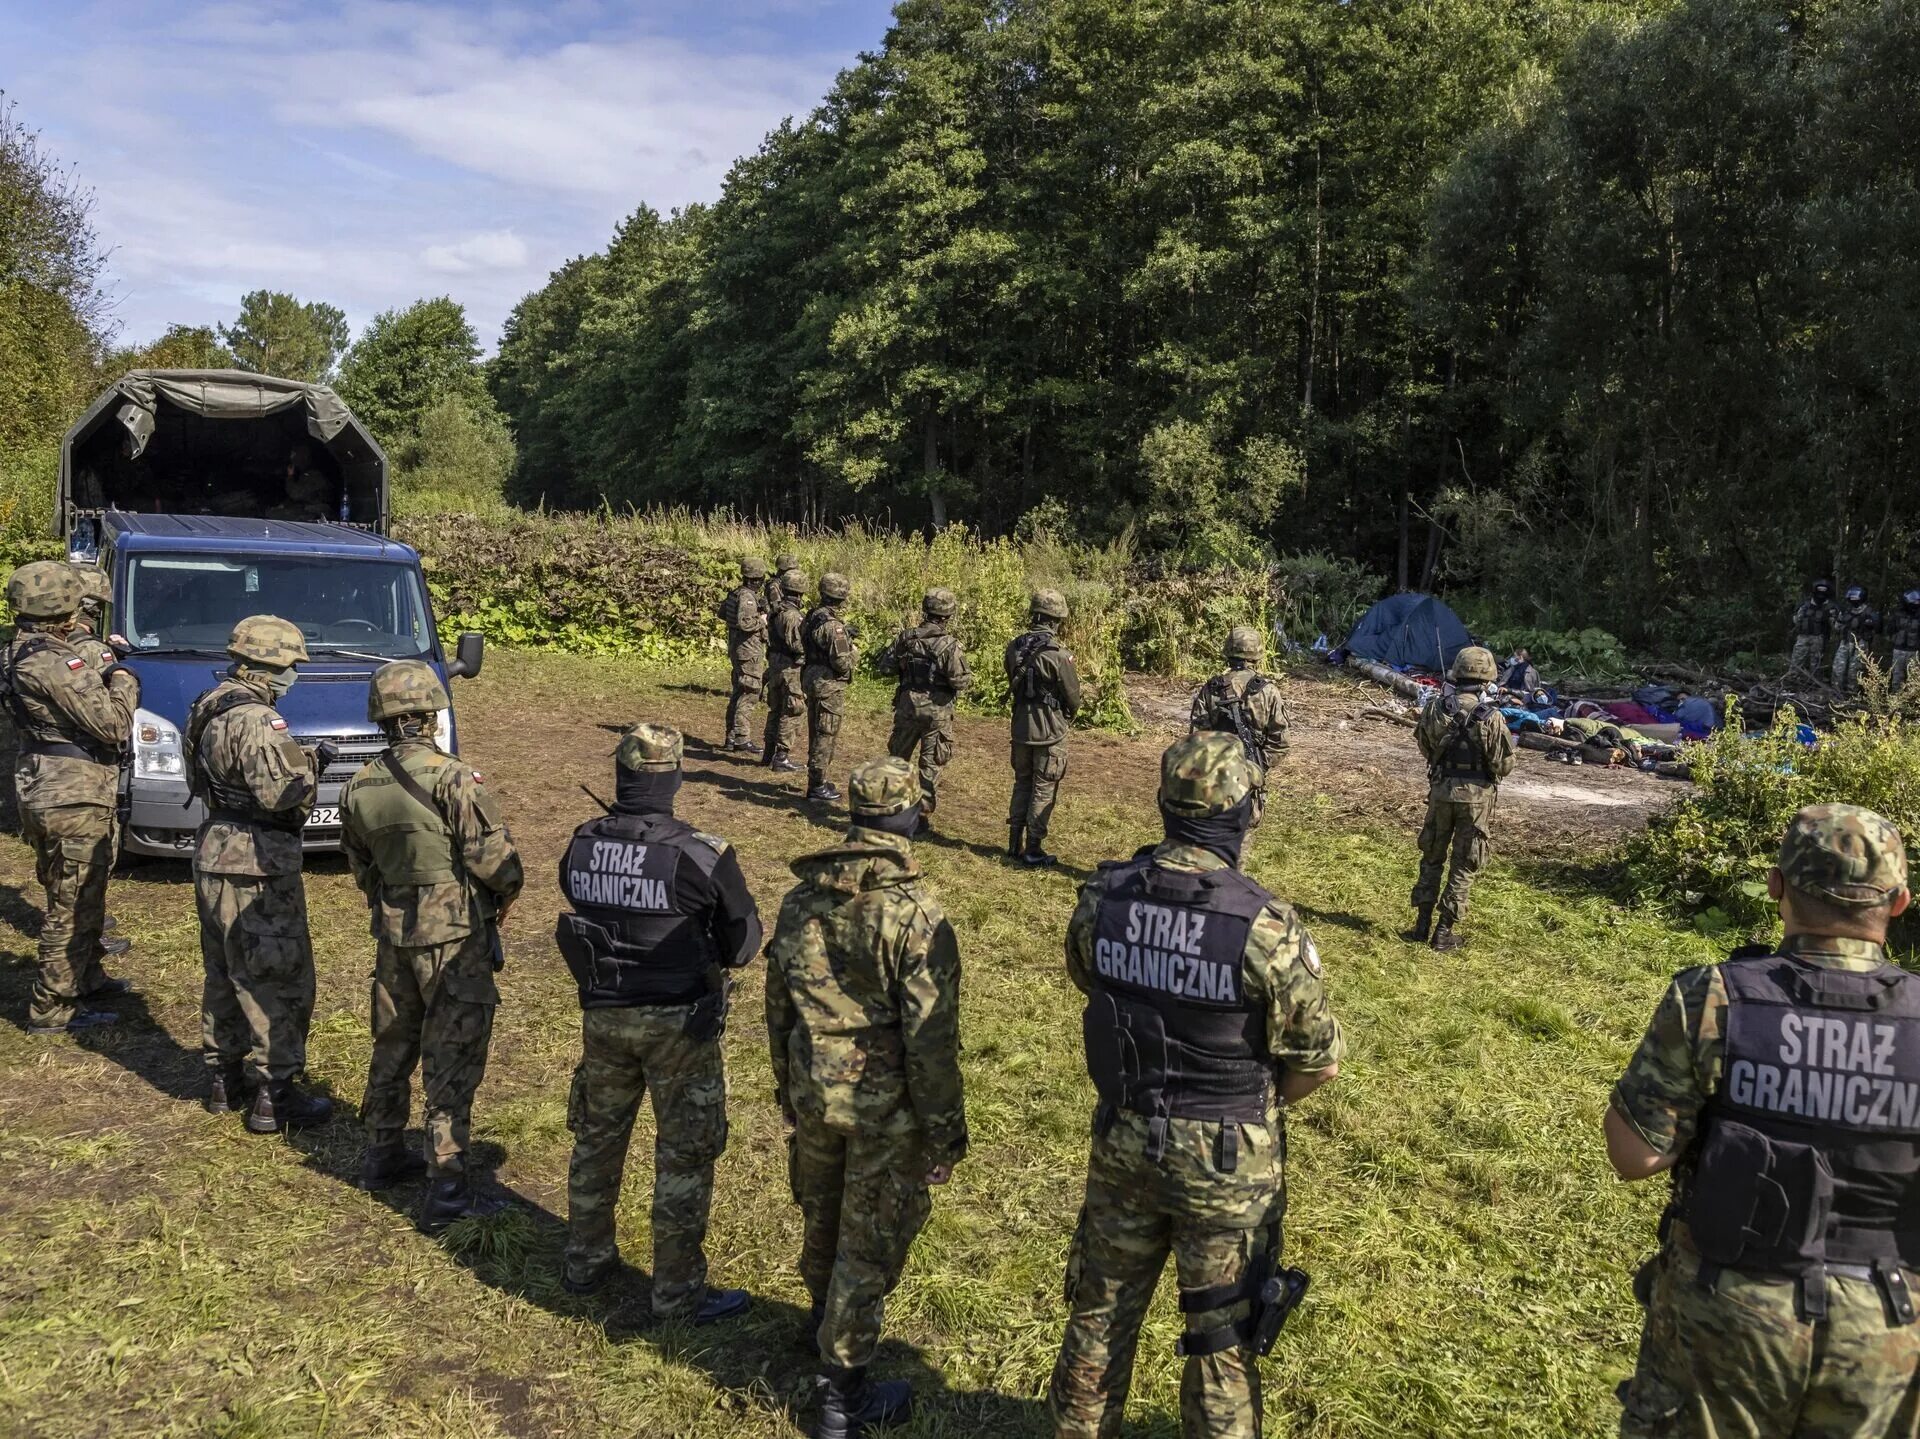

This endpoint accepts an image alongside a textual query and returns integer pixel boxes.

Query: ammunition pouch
[20,736,117,766]
[1083,990,1173,1157]
[555,912,613,992]
[684,976,732,1043]
[1176,1244,1310,1357]
[1684,1119,1836,1272]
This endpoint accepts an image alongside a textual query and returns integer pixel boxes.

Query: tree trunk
[924,416,947,531]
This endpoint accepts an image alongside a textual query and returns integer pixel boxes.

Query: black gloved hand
[312,740,342,772]
[845,622,863,641]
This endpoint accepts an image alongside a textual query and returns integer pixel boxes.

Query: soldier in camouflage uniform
[1609,804,1920,1439]
[1006,589,1083,867]
[766,552,802,617]
[1189,625,1290,824]
[67,565,129,945]
[5,561,139,1034]
[766,757,968,1438]
[721,558,769,753]
[1050,732,1343,1439]
[186,616,329,1128]
[1790,579,1837,681]
[1406,645,1515,953]
[556,724,762,1323]
[1891,588,1920,694]
[1832,585,1881,695]
[342,660,524,1229]
[763,568,811,774]
[802,573,858,804]
[878,588,971,833]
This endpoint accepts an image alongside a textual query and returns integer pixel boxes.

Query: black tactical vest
[1009,630,1058,707]
[1891,607,1920,652]
[2,635,117,762]
[802,607,842,668]
[1681,950,1920,1278]
[1196,671,1266,765]
[896,626,944,692]
[1433,697,1495,783]
[555,812,723,1008]
[1083,854,1274,1130]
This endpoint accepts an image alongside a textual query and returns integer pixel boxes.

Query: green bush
[390,393,517,517]
[1628,702,1920,948]
[1480,625,1633,684]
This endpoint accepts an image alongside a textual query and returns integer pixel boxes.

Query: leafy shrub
[1480,625,1633,683]
[1117,551,1382,677]
[390,394,517,516]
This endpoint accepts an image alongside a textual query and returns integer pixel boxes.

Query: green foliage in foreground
[0,649,1716,1437]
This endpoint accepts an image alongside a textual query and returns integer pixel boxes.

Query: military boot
[806,777,842,803]
[28,1009,117,1036]
[1006,824,1025,860]
[1430,925,1463,954]
[1020,842,1057,869]
[204,1063,248,1114]
[692,1288,751,1325]
[247,1080,334,1134]
[84,975,134,999]
[98,935,132,958]
[770,755,800,774]
[1401,906,1433,944]
[419,1176,510,1233]
[814,1367,912,1439]
[355,1144,428,1190]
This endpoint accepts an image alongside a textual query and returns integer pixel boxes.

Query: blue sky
[2,0,896,349]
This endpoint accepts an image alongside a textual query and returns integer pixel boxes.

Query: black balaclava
[855,804,922,839]
[1160,792,1258,868]
[614,767,682,816]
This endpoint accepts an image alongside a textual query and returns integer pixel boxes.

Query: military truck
[58,370,483,857]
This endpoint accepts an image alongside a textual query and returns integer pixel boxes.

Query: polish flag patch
[268,717,288,731]
[470,771,484,784]
[65,657,85,671]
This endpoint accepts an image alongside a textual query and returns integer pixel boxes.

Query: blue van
[58,371,483,858]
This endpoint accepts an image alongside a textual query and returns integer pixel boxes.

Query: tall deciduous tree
[335,296,486,451]
[218,290,349,381]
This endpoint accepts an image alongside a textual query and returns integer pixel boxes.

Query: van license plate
[306,806,341,829]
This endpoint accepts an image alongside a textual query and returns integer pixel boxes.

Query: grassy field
[0,650,1718,1438]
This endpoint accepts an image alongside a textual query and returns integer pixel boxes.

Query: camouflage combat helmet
[775,552,801,574]
[1778,804,1909,908]
[1159,731,1257,818]
[819,572,851,603]
[616,722,683,773]
[367,659,448,721]
[1030,588,1068,622]
[228,615,309,667]
[6,560,83,621]
[923,587,958,619]
[849,756,920,818]
[740,556,769,581]
[780,569,809,597]
[1224,625,1264,663]
[1449,646,1497,684]
[69,564,112,610]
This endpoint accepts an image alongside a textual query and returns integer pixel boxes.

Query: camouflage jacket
[4,623,136,811]
[881,621,971,714]
[1189,668,1290,771]
[187,676,316,877]
[1837,603,1881,647]
[340,738,525,946]
[765,827,968,1164]
[1005,628,1082,745]
[69,621,117,674]
[1415,689,1515,800]
[802,606,856,690]
[719,583,767,647]
[1890,608,1920,652]
[767,599,806,671]
[1792,597,1836,639]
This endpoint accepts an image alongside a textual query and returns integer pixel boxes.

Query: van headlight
[437,707,455,751]
[133,708,185,780]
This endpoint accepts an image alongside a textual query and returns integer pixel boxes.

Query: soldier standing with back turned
[766,757,968,1438]
[342,660,523,1229]
[1050,732,1342,1439]
[802,573,858,804]
[1833,585,1881,695]
[763,567,811,774]
[5,561,138,1035]
[1609,804,1920,1438]
[1405,645,1514,953]
[1890,587,1920,694]
[880,588,971,835]
[721,558,769,753]
[556,723,761,1323]
[186,616,330,1129]
[1005,589,1082,867]
[1189,625,1290,824]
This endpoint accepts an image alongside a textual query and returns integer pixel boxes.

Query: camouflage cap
[819,572,851,603]
[848,756,920,817]
[1030,588,1068,621]
[779,569,809,597]
[227,615,309,667]
[1159,731,1257,818]
[1778,804,1909,908]
[69,564,112,608]
[923,587,958,618]
[1224,625,1263,662]
[1450,645,1497,683]
[740,556,769,581]
[775,552,802,574]
[367,659,449,721]
[616,722,684,773]
[6,560,83,620]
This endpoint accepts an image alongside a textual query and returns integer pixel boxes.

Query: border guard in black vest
[1609,804,1920,1438]
[1049,731,1344,1439]
[558,722,763,1325]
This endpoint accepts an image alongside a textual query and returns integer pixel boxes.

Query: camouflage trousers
[1894,650,1916,694]
[888,707,955,812]
[764,665,804,764]
[1412,792,1497,927]
[197,870,315,1085]
[1010,741,1068,844]
[806,681,848,789]
[1789,635,1826,680]
[565,1003,728,1318]
[1051,1110,1287,1439]
[1620,1244,1920,1438]
[789,1115,932,1369]
[1833,641,1868,695]
[22,802,113,1028]
[727,640,767,748]
[361,929,498,1177]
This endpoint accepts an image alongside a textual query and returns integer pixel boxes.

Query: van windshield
[123,554,434,659]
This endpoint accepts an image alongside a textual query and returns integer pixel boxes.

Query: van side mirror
[447,632,485,679]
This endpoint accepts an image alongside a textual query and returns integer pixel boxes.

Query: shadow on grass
[681,762,845,835]
[1292,903,1374,936]
[1508,851,1631,902]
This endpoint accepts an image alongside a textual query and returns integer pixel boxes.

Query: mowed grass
[0,649,1716,1438]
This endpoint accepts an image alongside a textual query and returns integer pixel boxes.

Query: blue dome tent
[1344,592,1472,672]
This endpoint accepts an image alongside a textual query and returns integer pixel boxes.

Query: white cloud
[423,230,532,274]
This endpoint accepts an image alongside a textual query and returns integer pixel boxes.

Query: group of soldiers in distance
[1790,577,1920,692]
[6,546,1918,1438]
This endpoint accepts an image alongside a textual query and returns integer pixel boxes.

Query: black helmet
[1904,589,1920,610]
[1812,578,1834,597]
[1846,584,1866,604]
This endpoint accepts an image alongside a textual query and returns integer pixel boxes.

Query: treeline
[493,0,1920,660]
